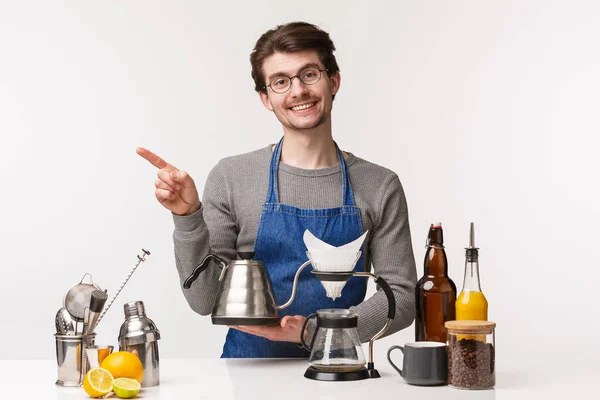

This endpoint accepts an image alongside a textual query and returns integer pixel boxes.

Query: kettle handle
[183,254,227,289]
[300,313,319,351]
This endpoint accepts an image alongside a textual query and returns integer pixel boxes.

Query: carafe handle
[183,254,227,289]
[375,276,396,320]
[387,345,404,376]
[300,313,319,351]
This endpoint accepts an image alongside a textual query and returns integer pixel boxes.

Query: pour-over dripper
[306,251,362,300]
[303,230,368,299]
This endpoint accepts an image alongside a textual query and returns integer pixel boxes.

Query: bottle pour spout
[466,222,479,262]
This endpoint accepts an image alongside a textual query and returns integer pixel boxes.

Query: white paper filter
[303,230,368,300]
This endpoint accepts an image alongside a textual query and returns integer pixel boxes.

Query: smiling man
[138,22,417,358]
[260,53,336,132]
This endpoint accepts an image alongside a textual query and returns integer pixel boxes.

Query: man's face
[259,50,340,132]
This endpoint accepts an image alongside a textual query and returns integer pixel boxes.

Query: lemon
[113,377,141,399]
[83,368,114,398]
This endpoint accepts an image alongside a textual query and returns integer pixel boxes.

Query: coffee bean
[448,338,495,389]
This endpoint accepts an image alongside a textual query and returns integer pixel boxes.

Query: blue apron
[221,137,367,358]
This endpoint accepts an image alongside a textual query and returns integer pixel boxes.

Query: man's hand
[230,315,307,343]
[136,147,200,216]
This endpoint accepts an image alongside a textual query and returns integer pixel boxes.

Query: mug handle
[387,345,404,376]
[300,313,318,351]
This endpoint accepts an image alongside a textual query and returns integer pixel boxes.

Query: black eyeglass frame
[264,67,329,94]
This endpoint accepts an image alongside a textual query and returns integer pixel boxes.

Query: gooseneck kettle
[183,252,311,326]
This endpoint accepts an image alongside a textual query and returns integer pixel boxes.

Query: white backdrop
[1,0,598,362]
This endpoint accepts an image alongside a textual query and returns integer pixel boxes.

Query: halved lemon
[113,377,141,399]
[83,367,114,398]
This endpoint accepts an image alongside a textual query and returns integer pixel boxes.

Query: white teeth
[291,102,315,111]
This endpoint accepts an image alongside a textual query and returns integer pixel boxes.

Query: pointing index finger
[136,147,177,172]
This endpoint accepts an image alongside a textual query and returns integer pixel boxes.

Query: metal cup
[55,334,83,387]
[80,333,97,378]
[55,333,96,386]
[84,345,114,370]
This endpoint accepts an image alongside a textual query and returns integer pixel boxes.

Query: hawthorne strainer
[63,273,102,322]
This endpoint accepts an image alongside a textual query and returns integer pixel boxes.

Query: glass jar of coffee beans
[445,320,496,390]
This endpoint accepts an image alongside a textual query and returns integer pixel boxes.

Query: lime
[112,377,141,399]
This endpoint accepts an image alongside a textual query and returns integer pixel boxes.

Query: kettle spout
[276,260,312,311]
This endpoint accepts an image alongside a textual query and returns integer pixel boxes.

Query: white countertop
[0,355,594,399]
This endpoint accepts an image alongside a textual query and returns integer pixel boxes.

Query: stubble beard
[276,102,331,132]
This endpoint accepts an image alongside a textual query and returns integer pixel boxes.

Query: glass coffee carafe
[301,309,366,376]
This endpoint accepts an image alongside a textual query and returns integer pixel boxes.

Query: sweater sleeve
[172,161,238,315]
[350,175,417,342]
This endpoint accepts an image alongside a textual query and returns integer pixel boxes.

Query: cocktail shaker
[118,301,160,387]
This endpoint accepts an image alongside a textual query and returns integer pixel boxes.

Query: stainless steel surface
[96,248,150,326]
[55,335,82,386]
[185,254,304,322]
[120,341,160,387]
[369,319,393,364]
[118,301,160,387]
[84,345,114,370]
[54,334,95,386]
[118,301,161,344]
[124,301,146,318]
[210,260,281,320]
[55,307,75,335]
[351,271,377,279]
[63,273,102,322]
[81,308,91,378]
[80,333,97,380]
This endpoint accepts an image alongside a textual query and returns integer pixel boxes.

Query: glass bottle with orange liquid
[456,222,488,321]
[415,223,457,343]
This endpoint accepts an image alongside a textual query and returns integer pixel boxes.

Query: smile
[289,102,316,111]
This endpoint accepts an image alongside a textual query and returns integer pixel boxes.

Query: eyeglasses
[265,67,328,94]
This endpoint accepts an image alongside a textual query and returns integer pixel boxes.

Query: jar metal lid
[445,320,496,332]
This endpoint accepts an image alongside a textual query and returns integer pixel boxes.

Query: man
[138,21,417,358]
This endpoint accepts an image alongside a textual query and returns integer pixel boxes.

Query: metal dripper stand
[288,258,397,381]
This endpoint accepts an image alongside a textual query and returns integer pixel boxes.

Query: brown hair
[250,22,340,95]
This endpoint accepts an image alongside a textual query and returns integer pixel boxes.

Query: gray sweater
[172,144,417,343]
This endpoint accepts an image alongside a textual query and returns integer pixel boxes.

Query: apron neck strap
[266,137,356,206]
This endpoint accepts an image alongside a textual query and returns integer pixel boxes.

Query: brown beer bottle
[415,223,457,343]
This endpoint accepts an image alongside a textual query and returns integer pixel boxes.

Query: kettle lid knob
[237,252,255,260]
